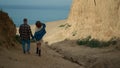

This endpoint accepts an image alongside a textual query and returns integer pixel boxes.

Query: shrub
[87,39,101,47]
[77,36,117,48]
[65,24,71,29]
[59,24,66,27]
[77,36,91,45]
[15,35,21,44]
[72,31,77,36]
[59,23,71,29]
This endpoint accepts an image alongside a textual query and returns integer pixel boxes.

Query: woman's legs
[36,42,41,56]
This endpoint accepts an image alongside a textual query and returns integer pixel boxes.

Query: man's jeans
[21,39,30,53]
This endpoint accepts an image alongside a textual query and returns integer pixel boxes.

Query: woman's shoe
[36,47,39,54]
[38,49,41,56]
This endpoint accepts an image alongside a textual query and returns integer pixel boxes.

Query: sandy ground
[0,43,83,68]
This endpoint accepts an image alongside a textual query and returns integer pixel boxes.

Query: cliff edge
[0,10,16,47]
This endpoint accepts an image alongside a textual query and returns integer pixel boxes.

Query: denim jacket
[34,23,46,41]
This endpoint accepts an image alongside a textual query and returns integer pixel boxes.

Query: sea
[0,6,70,27]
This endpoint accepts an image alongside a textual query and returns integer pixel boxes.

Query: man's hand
[32,36,34,40]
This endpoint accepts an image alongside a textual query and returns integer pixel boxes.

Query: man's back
[19,24,32,40]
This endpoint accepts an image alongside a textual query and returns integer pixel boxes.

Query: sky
[0,0,73,7]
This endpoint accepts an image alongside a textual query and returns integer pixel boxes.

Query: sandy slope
[43,20,66,44]
[0,43,83,68]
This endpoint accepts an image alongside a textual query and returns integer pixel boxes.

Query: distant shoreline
[16,19,66,27]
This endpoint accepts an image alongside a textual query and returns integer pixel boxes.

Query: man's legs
[26,40,30,53]
[21,39,26,54]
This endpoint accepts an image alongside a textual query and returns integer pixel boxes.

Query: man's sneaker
[23,51,26,54]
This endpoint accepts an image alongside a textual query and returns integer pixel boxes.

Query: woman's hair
[35,21,42,28]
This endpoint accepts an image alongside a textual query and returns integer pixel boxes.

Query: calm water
[2,7,70,27]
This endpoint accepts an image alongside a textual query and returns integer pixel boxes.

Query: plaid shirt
[19,24,33,40]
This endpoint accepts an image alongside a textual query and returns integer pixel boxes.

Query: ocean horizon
[0,5,71,27]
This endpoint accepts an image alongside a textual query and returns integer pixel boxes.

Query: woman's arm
[34,23,46,41]
[42,23,46,29]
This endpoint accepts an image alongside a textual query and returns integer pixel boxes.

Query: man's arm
[28,26,34,38]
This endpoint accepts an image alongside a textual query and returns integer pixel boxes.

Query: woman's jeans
[21,39,30,53]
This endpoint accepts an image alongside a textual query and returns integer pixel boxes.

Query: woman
[34,21,46,56]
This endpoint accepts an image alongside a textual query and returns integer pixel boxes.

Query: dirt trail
[0,43,83,68]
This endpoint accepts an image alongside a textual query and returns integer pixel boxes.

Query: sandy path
[0,43,83,68]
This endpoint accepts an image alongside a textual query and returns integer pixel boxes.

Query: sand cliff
[64,0,120,41]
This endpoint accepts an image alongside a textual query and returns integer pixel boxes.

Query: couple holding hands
[19,18,46,56]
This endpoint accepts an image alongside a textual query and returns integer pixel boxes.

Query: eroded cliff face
[64,0,120,41]
[0,10,16,47]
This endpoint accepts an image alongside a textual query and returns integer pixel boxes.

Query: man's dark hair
[23,18,27,22]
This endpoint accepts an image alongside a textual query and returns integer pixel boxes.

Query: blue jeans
[21,39,30,53]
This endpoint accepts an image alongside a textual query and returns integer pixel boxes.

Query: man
[19,18,33,54]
